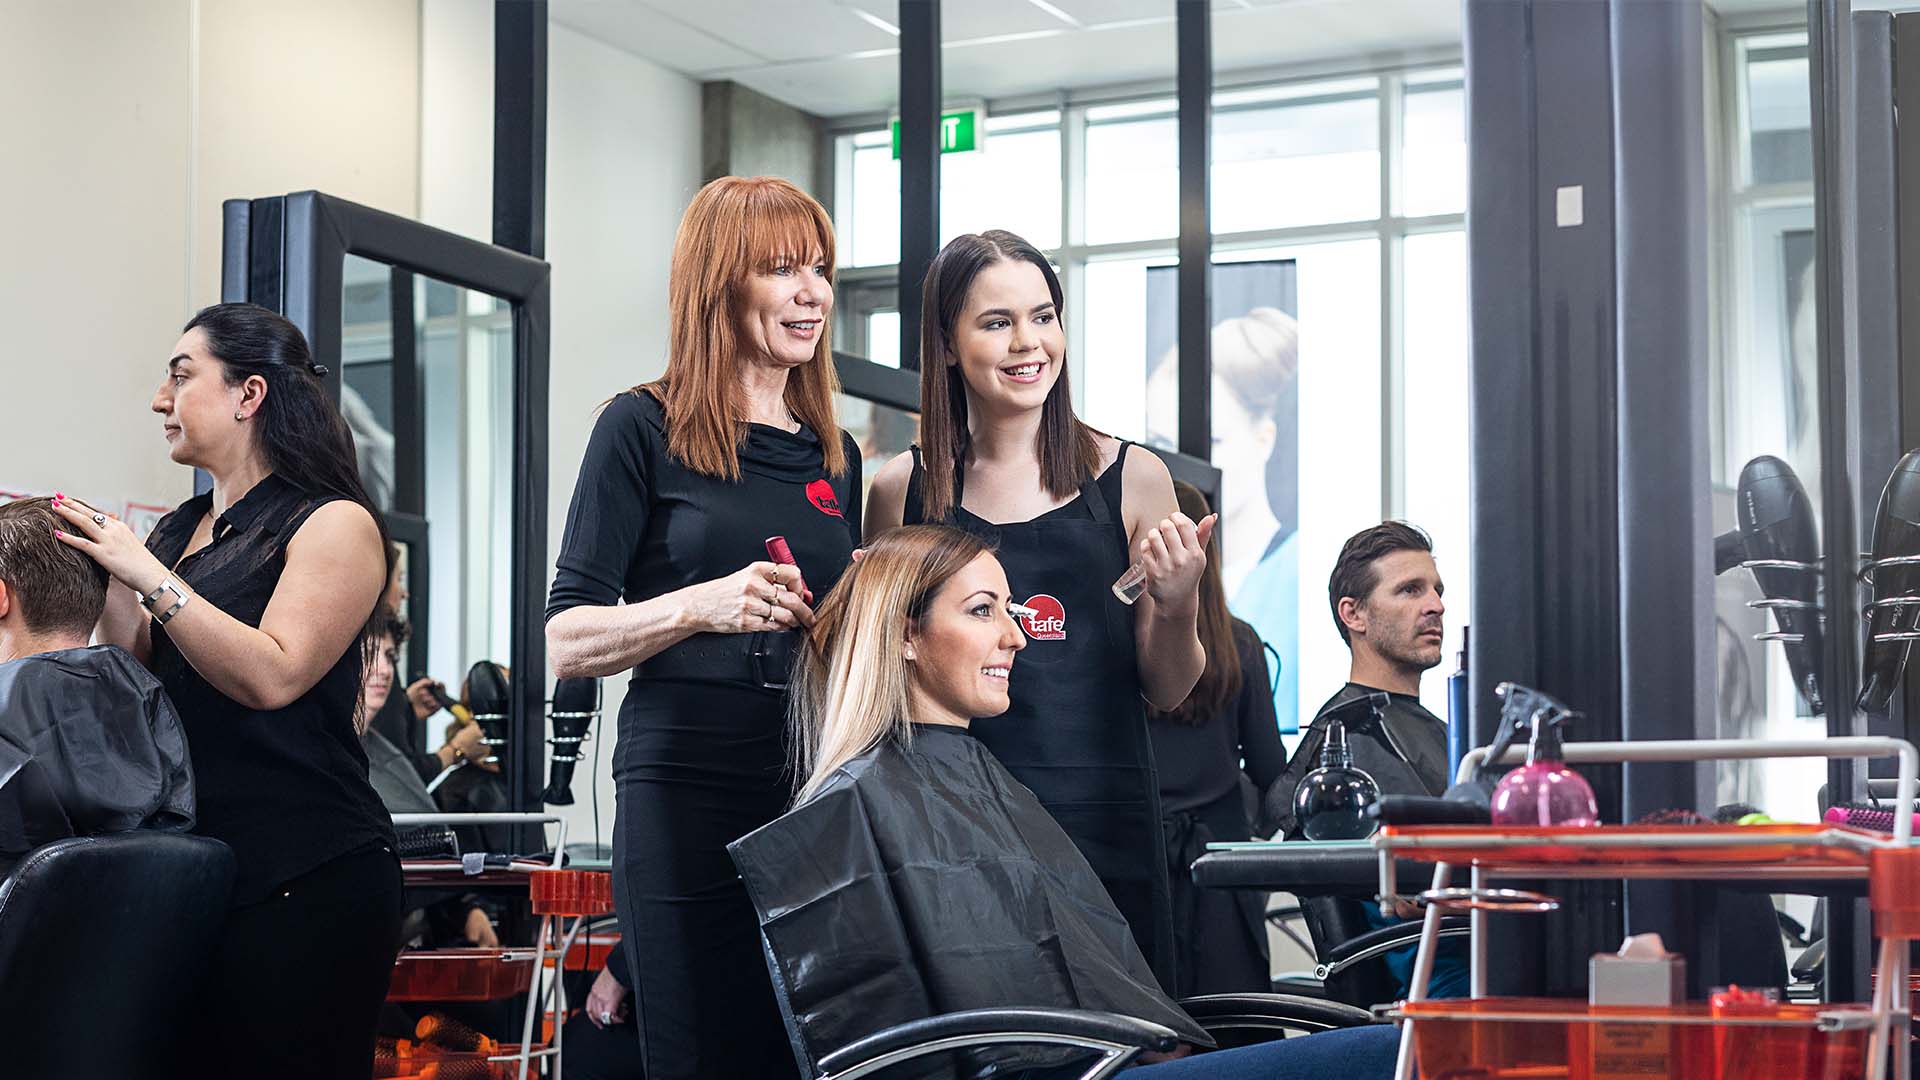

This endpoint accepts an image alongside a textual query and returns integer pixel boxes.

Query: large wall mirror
[221,191,551,812]
[341,256,516,691]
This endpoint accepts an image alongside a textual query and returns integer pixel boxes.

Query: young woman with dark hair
[546,175,860,1078]
[1148,480,1287,997]
[864,229,1216,990]
[52,301,399,1079]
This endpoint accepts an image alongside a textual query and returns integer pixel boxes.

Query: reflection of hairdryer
[1712,456,1824,714]
[542,677,601,805]
[1859,450,1920,712]
[417,677,472,723]
[466,661,511,766]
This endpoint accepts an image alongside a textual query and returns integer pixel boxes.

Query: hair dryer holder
[1859,553,1920,643]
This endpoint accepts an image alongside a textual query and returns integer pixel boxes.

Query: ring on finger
[91,512,106,526]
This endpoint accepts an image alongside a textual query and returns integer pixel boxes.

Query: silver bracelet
[139,578,191,625]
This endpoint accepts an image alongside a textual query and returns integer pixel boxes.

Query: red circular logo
[1020,594,1067,641]
[805,479,844,518]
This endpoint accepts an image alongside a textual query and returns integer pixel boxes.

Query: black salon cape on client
[730,724,1212,1079]
[0,645,195,866]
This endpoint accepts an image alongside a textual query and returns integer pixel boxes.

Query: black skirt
[611,677,797,1080]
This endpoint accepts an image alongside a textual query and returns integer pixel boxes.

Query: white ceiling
[548,0,1810,119]
[549,0,1464,118]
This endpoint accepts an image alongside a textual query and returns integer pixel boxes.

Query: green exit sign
[890,107,984,159]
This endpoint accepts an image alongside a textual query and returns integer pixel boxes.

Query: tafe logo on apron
[1019,594,1068,641]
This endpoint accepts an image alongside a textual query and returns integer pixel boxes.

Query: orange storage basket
[529,868,613,916]
[1401,997,1870,1080]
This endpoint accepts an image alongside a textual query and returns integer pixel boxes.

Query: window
[829,64,1468,737]
[1212,81,1380,233]
[1401,72,1466,218]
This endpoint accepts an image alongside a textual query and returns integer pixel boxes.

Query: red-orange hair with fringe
[636,176,847,481]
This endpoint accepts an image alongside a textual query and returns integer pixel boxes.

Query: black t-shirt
[1149,619,1287,815]
[546,390,862,679]
[147,474,395,904]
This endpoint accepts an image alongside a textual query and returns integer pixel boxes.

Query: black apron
[907,447,1177,992]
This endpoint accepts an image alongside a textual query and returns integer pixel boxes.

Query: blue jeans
[1361,903,1471,1000]
[1019,1025,1400,1079]
[1131,1025,1399,1077]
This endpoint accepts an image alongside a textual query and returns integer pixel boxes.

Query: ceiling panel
[550,0,762,70]
[942,0,1077,41]
[1050,0,1181,26]
[945,20,1179,104]
[649,0,898,65]
[726,52,902,115]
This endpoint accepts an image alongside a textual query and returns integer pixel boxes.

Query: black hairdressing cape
[728,724,1211,1079]
[0,645,195,861]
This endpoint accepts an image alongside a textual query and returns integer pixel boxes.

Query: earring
[234,412,246,421]
[903,646,916,661]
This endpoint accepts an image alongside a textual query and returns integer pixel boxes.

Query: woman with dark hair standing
[54,302,398,1078]
[865,229,1215,991]
[1149,480,1287,996]
[546,175,860,1078]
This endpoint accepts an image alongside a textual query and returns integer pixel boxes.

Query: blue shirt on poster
[1229,533,1299,734]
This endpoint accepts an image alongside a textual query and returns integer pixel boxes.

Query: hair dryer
[465,661,511,767]
[1729,455,1824,715]
[1859,450,1920,712]
[541,676,601,806]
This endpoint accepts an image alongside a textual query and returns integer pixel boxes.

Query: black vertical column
[495,0,550,822]
[1611,0,1715,992]
[494,0,548,260]
[898,0,941,371]
[1811,0,1867,1007]
[1467,0,1624,997]
[1176,0,1211,463]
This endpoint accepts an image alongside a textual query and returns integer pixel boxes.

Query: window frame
[826,58,1468,526]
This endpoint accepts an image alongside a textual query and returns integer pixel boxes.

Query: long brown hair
[1149,481,1242,726]
[915,230,1101,520]
[636,176,847,481]
[790,525,996,802]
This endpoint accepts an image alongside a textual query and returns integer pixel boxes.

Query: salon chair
[1195,840,1471,1006]
[756,926,1377,1080]
[0,832,235,1079]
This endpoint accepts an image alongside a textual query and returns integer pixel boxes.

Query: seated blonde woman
[730,525,1396,1079]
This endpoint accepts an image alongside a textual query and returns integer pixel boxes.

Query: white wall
[193,0,422,306]
[420,1,705,849]
[541,23,703,849]
[0,0,422,512]
[0,1,194,508]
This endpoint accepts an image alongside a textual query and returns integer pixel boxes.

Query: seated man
[1266,520,1464,1000]
[731,526,1397,1080]
[0,497,193,865]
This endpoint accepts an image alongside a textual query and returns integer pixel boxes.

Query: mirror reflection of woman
[866,229,1215,989]
[55,303,399,1079]
[546,176,860,1079]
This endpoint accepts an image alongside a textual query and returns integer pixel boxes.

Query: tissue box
[1590,949,1686,1006]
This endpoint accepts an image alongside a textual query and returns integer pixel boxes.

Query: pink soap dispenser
[1490,705,1598,828]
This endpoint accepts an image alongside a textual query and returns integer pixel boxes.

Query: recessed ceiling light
[843,4,900,36]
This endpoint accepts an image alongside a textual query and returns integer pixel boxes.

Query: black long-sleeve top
[1149,619,1288,815]
[546,390,861,643]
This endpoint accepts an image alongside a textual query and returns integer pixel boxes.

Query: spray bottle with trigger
[1489,681,1599,827]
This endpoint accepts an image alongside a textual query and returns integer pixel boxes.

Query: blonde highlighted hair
[636,175,848,481]
[790,525,995,803]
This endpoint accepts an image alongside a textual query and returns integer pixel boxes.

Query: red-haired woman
[546,176,859,1078]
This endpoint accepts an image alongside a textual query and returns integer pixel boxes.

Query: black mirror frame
[220,191,552,815]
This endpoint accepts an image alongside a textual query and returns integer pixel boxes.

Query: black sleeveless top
[146,474,395,904]
[904,445,1178,992]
